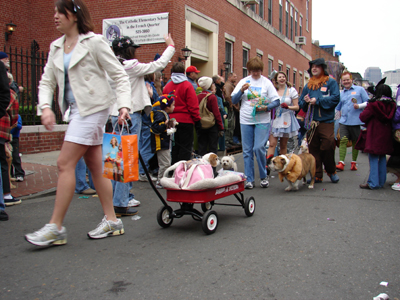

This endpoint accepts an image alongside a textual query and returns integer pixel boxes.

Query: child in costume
[150,93,176,188]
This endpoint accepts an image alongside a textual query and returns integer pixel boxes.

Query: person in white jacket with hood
[110,34,175,217]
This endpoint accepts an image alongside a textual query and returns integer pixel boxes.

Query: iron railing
[3,40,63,125]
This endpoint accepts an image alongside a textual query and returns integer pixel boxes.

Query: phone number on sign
[136,29,150,34]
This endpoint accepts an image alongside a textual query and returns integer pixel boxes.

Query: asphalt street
[1,150,399,300]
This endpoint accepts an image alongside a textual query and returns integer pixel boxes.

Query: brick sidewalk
[11,162,58,198]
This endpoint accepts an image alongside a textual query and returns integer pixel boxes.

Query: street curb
[20,187,57,200]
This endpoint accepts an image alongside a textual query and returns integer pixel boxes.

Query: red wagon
[156,178,255,234]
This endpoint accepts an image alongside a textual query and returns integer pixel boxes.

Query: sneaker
[392,183,400,191]
[80,188,96,195]
[260,177,269,188]
[114,206,138,217]
[245,181,254,189]
[5,196,21,206]
[16,176,24,182]
[25,224,67,246]
[128,198,141,207]
[87,216,124,239]
[336,161,345,171]
[0,210,9,221]
[350,162,358,171]
[360,183,372,190]
[155,181,163,189]
[139,173,157,182]
[328,172,340,183]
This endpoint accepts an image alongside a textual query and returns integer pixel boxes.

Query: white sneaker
[87,216,124,239]
[155,181,163,189]
[260,176,269,188]
[139,173,157,182]
[128,198,141,207]
[391,183,400,191]
[25,224,67,246]
[245,181,254,189]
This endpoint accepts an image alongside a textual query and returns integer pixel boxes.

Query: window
[257,53,263,60]
[285,1,289,38]
[268,59,273,76]
[290,6,293,41]
[279,64,283,71]
[249,4,256,12]
[299,16,303,36]
[286,67,290,82]
[225,41,233,74]
[295,11,298,37]
[293,71,296,87]
[299,73,303,91]
[306,0,309,31]
[259,0,264,18]
[279,0,283,33]
[243,48,249,78]
[268,0,272,24]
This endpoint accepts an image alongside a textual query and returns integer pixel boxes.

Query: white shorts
[64,103,109,146]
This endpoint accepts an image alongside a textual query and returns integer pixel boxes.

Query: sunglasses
[72,0,81,12]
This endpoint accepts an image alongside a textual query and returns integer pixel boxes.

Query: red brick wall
[2,0,312,83]
[312,43,339,63]
[19,131,65,154]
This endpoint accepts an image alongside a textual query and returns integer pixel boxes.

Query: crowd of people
[0,0,399,247]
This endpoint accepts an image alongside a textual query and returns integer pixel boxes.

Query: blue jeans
[368,154,387,189]
[111,112,142,207]
[241,123,270,183]
[139,114,153,174]
[0,161,4,211]
[75,157,94,193]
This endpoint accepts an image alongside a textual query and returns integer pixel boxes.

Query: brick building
[2,0,313,153]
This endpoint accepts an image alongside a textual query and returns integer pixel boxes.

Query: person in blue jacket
[335,71,369,172]
[10,115,25,182]
[298,58,340,183]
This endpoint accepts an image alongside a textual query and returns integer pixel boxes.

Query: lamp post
[223,61,231,82]
[5,22,17,41]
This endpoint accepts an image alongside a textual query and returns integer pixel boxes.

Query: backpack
[199,93,215,129]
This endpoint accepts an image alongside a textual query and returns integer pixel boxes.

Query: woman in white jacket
[109,34,175,216]
[25,0,131,246]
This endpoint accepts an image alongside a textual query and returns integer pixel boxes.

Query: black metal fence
[3,40,63,125]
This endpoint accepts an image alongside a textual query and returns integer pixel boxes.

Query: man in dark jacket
[299,58,340,183]
[0,60,10,221]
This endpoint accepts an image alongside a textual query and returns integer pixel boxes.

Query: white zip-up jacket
[110,45,175,116]
[38,32,131,117]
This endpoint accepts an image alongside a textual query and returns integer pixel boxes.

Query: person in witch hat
[298,58,340,183]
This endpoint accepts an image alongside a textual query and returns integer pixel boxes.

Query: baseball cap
[186,66,200,74]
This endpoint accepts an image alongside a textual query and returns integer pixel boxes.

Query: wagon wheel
[157,206,173,228]
[202,210,218,235]
[244,197,256,217]
[201,202,213,212]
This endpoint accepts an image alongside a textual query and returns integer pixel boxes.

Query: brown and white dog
[269,153,316,191]
[5,142,16,189]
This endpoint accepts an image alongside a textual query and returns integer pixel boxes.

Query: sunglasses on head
[72,0,81,12]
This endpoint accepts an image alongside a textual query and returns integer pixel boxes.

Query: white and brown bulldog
[269,153,316,191]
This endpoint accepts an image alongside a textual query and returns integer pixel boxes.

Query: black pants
[11,137,25,178]
[233,109,241,140]
[197,124,219,156]
[0,143,10,194]
[171,123,194,165]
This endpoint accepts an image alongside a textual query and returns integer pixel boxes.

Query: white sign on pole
[102,12,169,46]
